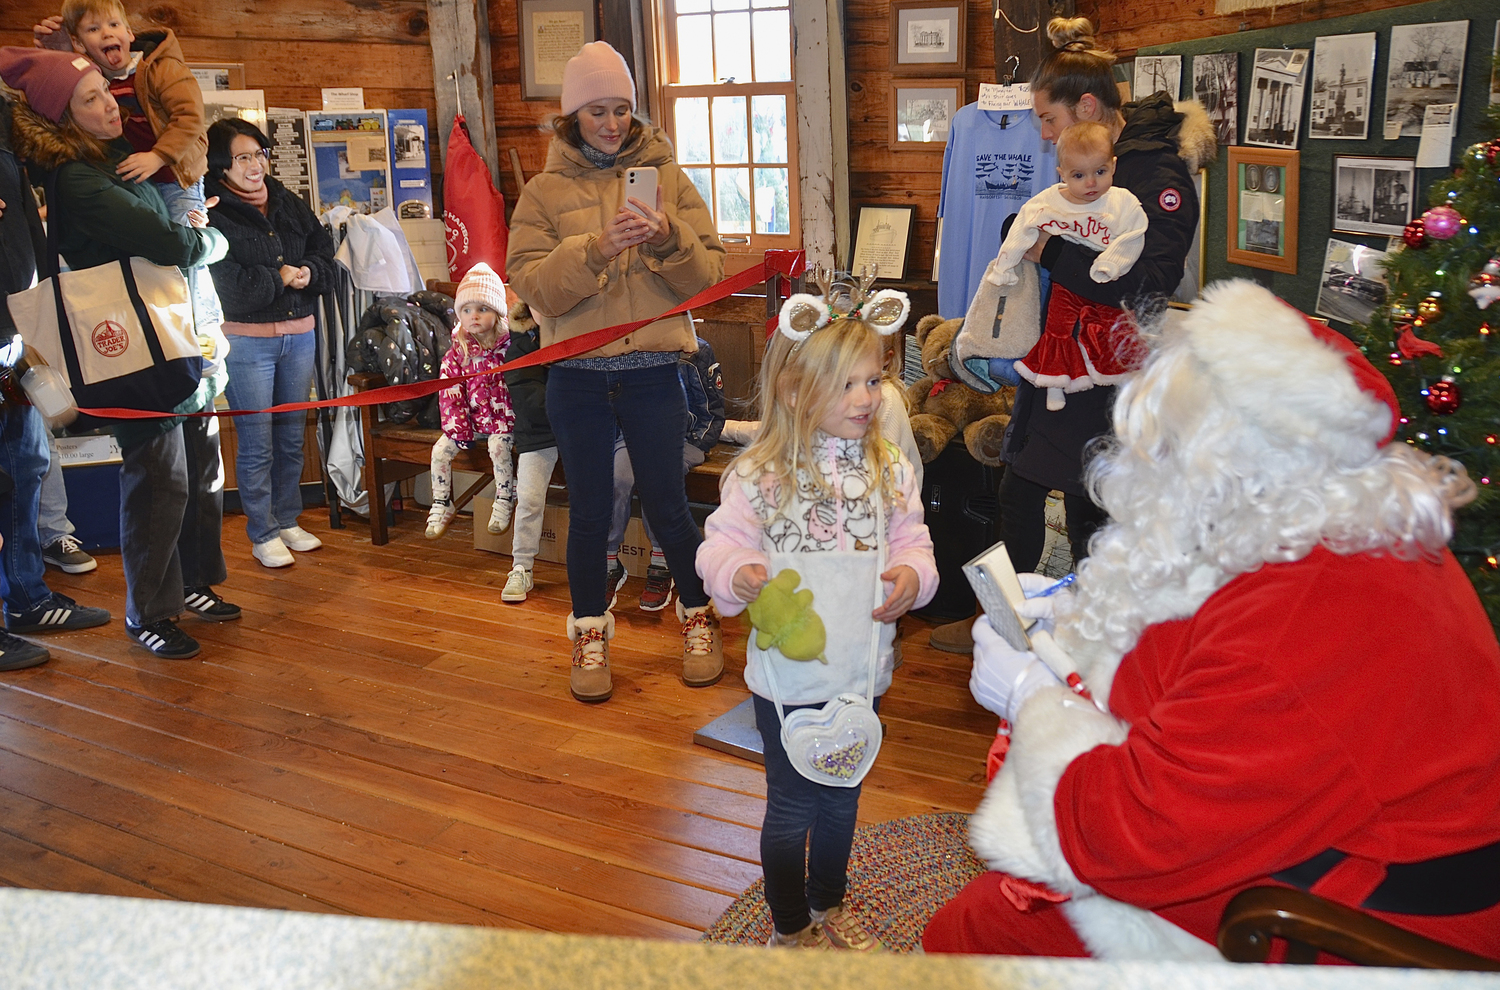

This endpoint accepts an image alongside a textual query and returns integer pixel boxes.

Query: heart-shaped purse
[780,692,883,787]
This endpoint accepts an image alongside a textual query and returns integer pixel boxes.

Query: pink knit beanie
[455,262,507,316]
[0,47,98,124]
[560,41,636,116]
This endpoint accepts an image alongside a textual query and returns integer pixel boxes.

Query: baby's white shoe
[426,499,456,539]
[488,497,514,534]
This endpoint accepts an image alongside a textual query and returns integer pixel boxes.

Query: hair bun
[1046,16,1096,51]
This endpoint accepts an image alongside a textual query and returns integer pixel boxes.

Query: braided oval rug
[699,811,985,953]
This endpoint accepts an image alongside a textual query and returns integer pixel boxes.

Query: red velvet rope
[78,250,806,420]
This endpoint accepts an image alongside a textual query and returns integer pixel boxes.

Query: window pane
[752,11,791,82]
[712,0,748,9]
[676,0,710,11]
[716,168,751,233]
[676,16,714,84]
[684,168,713,218]
[711,95,748,163]
[751,94,787,163]
[751,0,786,8]
[713,13,752,82]
[754,168,790,234]
[674,97,711,164]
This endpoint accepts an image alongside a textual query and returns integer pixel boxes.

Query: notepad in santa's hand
[962,540,1034,652]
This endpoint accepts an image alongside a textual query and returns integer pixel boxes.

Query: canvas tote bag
[4,172,202,417]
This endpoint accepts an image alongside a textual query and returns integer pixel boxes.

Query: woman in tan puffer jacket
[506,41,726,704]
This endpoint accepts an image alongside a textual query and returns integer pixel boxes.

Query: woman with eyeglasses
[204,118,335,569]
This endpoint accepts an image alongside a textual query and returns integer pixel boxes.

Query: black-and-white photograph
[1384,20,1468,139]
[1245,48,1310,148]
[1193,53,1239,145]
[1134,55,1182,100]
[393,123,427,164]
[1333,155,1415,236]
[1315,238,1389,325]
[1310,33,1376,139]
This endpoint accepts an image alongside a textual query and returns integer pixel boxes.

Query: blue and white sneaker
[6,593,111,633]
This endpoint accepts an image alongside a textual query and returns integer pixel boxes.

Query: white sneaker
[279,526,322,552]
[426,499,456,539]
[501,565,533,603]
[252,537,295,568]
[488,498,514,535]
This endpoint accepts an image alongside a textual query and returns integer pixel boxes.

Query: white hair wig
[1056,280,1475,697]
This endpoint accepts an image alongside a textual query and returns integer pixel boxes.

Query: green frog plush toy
[747,569,827,663]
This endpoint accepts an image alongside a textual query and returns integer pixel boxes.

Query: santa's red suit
[925,542,1500,960]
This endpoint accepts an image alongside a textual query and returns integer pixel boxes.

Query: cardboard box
[473,498,657,576]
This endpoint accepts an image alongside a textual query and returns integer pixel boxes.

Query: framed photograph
[1134,55,1182,100]
[1315,238,1390,326]
[1491,23,1499,106]
[201,89,265,129]
[1384,20,1468,138]
[889,0,966,75]
[1227,146,1299,273]
[187,62,245,91]
[1171,169,1208,304]
[1309,33,1376,139]
[1245,48,1310,148]
[1333,155,1415,236]
[518,0,596,102]
[1192,53,1239,145]
[889,78,964,150]
[850,205,918,280]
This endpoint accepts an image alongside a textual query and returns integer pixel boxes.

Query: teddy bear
[905,314,1014,466]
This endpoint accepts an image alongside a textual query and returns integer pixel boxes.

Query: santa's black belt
[1271,840,1500,916]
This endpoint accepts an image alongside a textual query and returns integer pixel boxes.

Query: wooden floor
[0,508,995,940]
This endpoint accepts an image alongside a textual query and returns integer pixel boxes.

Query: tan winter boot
[928,612,976,654]
[677,600,723,687]
[567,612,614,703]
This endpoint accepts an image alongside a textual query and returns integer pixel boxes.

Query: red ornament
[1424,379,1462,415]
[1422,205,1464,240]
[1402,218,1429,249]
[1488,139,1500,167]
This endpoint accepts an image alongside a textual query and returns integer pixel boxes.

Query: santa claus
[924,279,1500,961]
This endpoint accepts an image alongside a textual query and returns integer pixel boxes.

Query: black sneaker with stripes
[184,586,242,622]
[126,619,200,659]
[5,593,111,633]
[0,632,49,671]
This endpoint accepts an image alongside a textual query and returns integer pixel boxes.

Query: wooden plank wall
[0,1,439,171]
[487,0,565,208]
[1079,0,1433,56]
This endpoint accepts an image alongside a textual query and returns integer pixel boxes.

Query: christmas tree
[1354,104,1500,628]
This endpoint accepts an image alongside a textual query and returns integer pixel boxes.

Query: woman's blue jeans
[0,405,55,614]
[546,362,708,618]
[224,331,316,546]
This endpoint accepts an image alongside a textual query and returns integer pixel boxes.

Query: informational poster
[533,11,585,85]
[266,107,314,211]
[306,110,391,216]
[388,109,434,219]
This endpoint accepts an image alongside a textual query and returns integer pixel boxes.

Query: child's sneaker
[488,497,514,534]
[677,600,723,687]
[126,618,200,659]
[567,612,614,703]
[41,535,96,574]
[501,565,533,603]
[638,564,675,612]
[425,499,456,539]
[766,924,832,949]
[809,905,885,951]
[606,560,627,611]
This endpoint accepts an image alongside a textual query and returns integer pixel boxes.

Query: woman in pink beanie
[506,41,726,704]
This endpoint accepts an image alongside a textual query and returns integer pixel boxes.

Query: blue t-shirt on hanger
[937,105,1056,319]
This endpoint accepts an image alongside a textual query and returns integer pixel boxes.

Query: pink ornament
[1422,205,1463,240]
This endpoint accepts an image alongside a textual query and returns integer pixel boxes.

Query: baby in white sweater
[985,121,1148,287]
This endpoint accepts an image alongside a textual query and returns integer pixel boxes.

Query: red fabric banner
[442,115,509,280]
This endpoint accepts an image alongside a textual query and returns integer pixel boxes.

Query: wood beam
[600,0,651,115]
[994,0,1072,87]
[428,0,500,186]
[793,0,849,269]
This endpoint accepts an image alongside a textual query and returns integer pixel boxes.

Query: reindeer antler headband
[777,264,911,345]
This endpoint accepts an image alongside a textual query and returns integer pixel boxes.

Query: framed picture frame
[889,78,964,150]
[1133,55,1182,100]
[1227,146,1299,273]
[889,0,966,76]
[1244,47,1310,149]
[1171,169,1208,304]
[1192,53,1238,145]
[518,0,596,102]
[1332,155,1415,236]
[1309,33,1376,140]
[1384,20,1467,139]
[850,204,918,281]
[1315,237,1390,326]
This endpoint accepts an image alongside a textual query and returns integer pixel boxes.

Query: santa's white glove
[1015,571,1073,636]
[721,419,759,446]
[970,617,1063,723]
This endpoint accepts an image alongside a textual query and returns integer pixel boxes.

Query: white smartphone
[624,166,659,216]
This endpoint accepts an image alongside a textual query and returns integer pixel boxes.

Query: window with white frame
[658,0,800,260]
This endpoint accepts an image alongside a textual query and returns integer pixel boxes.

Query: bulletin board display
[1140,0,1494,317]
[305,110,393,216]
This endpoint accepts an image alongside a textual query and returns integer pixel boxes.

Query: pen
[1028,573,1076,598]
